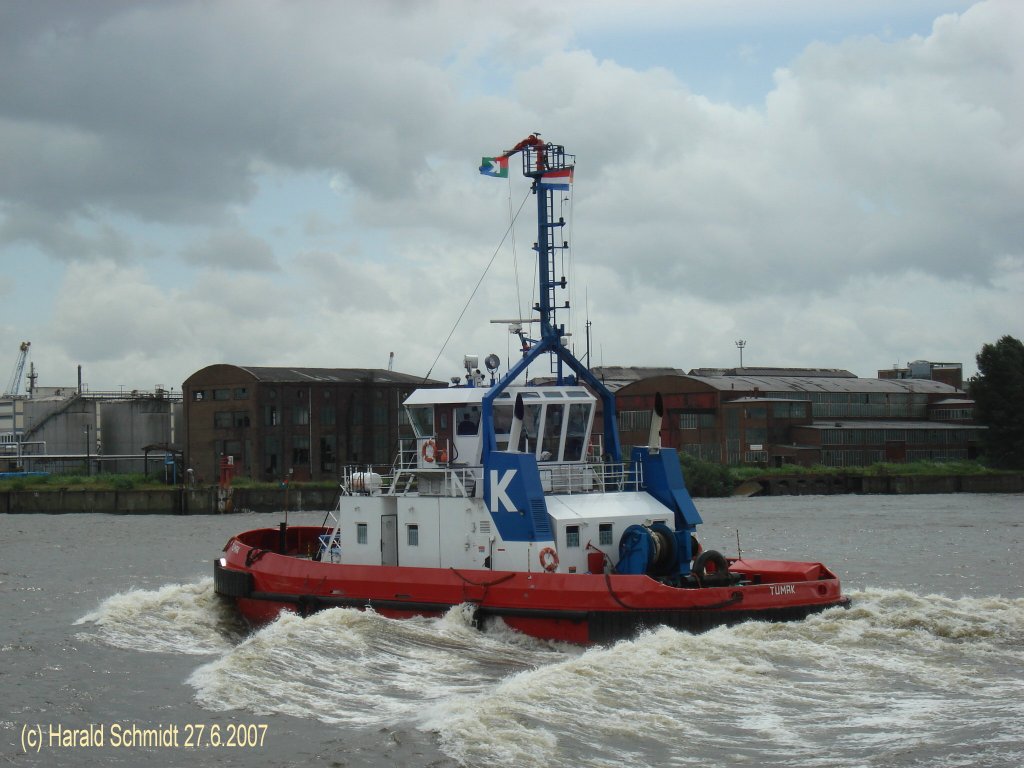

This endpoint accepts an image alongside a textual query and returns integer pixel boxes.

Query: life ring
[421,439,436,463]
[539,546,559,572]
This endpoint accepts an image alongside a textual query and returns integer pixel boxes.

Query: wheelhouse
[403,385,597,470]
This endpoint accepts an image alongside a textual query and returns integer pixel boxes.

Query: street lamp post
[84,424,91,476]
[735,339,747,369]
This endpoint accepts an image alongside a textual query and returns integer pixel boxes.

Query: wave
[79,582,1024,767]
[74,578,247,655]
[188,602,577,725]
[424,588,1024,767]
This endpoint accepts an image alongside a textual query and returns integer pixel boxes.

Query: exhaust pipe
[647,392,664,451]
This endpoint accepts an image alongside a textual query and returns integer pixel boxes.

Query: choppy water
[3,494,1022,767]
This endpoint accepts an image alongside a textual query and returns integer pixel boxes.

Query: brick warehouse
[183,365,442,483]
[612,367,983,468]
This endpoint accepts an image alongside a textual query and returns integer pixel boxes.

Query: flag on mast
[479,156,509,177]
[538,167,573,190]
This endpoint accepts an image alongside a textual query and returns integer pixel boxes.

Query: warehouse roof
[234,366,434,385]
[687,373,961,395]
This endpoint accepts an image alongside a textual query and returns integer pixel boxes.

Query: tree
[971,335,1024,469]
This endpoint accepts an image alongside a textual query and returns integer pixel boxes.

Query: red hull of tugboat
[215,526,850,645]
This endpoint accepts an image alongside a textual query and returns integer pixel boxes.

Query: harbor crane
[4,341,30,396]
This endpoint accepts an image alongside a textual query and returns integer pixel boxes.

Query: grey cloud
[181,230,279,271]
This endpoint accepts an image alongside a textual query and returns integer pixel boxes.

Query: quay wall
[752,473,1024,496]
[0,476,1020,513]
[0,487,339,515]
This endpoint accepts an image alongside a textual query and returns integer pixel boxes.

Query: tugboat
[215,136,849,644]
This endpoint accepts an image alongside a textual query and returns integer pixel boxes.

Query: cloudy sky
[1,0,1021,394]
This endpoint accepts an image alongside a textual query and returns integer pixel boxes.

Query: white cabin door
[381,513,398,565]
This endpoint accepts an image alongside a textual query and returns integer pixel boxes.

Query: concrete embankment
[0,487,339,515]
[1,475,1021,513]
[744,473,1024,497]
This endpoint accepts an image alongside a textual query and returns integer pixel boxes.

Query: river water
[2,493,1022,767]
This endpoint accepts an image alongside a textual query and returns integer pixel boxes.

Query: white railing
[366,438,642,498]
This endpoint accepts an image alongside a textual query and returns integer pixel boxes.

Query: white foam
[75,578,246,655]
[82,579,1024,768]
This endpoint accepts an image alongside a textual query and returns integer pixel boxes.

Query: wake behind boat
[215,136,849,644]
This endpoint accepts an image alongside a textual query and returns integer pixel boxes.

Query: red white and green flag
[479,156,509,177]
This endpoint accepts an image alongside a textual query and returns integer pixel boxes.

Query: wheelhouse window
[541,404,564,460]
[455,406,480,435]
[566,525,580,548]
[356,523,367,545]
[493,405,513,449]
[406,406,434,438]
[564,403,591,461]
[407,524,419,546]
[519,402,542,453]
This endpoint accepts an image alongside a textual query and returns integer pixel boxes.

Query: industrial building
[613,366,982,468]
[1,386,182,474]
[7,354,978,479]
[182,365,442,483]
[877,360,964,389]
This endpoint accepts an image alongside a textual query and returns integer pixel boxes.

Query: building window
[566,525,580,548]
[232,411,250,427]
[292,436,310,465]
[745,428,767,445]
[320,436,336,472]
[214,411,232,428]
[356,523,367,545]
[192,390,206,402]
[264,405,278,426]
[264,436,280,475]
[407,524,419,546]
[374,433,388,464]
[679,412,714,429]
[617,410,652,433]
[219,440,242,461]
[213,388,231,401]
[321,406,336,426]
[599,523,613,546]
[233,387,248,400]
[293,407,309,426]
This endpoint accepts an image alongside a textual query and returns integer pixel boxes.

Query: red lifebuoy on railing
[421,439,436,463]
[539,546,559,572]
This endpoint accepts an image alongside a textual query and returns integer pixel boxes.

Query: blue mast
[479,136,622,466]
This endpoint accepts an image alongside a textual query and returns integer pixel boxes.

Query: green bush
[679,453,735,497]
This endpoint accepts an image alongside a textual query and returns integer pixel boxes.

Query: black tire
[214,560,252,598]
[692,549,729,578]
